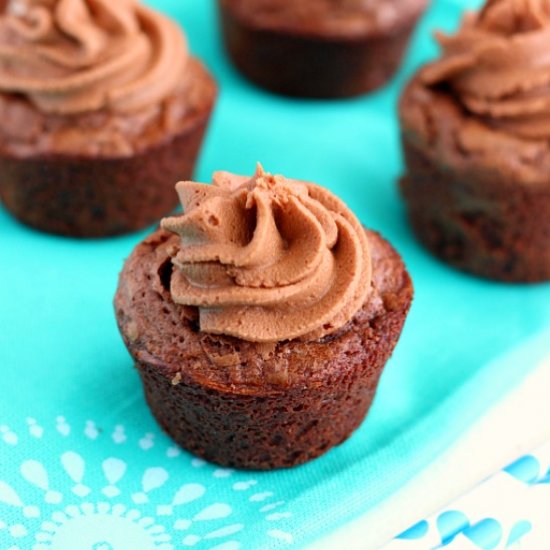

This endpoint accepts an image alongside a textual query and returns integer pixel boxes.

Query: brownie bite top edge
[116,226,412,394]
[401,0,550,188]
[0,0,215,157]
[115,166,413,393]
[221,0,429,37]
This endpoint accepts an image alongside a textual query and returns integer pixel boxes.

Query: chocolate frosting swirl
[0,0,187,114]
[422,0,550,138]
[161,167,372,343]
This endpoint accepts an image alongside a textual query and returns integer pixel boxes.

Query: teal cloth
[1,0,550,549]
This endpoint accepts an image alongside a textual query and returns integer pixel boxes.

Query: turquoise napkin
[1,1,549,549]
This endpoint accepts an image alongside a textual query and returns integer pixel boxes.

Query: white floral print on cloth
[0,416,294,550]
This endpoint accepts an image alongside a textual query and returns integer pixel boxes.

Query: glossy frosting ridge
[422,0,550,139]
[0,0,187,114]
[161,166,372,343]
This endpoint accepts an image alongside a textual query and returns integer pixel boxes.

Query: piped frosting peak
[0,0,187,114]
[161,166,372,343]
[422,0,550,138]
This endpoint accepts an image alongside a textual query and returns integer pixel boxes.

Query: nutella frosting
[0,0,187,114]
[161,166,372,343]
[422,0,550,139]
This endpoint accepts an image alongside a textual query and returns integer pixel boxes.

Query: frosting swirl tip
[161,166,372,343]
[0,0,188,114]
[421,0,550,139]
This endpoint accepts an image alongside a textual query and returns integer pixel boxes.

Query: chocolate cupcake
[399,0,550,282]
[0,0,216,237]
[218,0,429,98]
[115,166,413,469]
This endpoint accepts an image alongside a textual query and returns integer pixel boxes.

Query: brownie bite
[399,0,550,282]
[218,0,429,98]
[0,0,217,237]
[115,167,413,469]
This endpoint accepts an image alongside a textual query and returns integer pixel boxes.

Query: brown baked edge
[0,63,217,238]
[115,229,413,469]
[399,81,550,283]
[218,1,426,98]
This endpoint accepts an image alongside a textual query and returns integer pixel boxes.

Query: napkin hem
[306,333,550,550]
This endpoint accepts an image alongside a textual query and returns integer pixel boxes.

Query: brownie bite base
[218,0,427,98]
[115,228,413,470]
[399,78,550,283]
[0,59,217,238]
